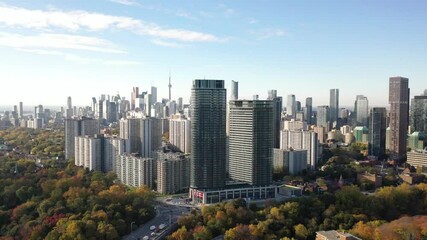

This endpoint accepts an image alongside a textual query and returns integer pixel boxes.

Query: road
[122,201,191,240]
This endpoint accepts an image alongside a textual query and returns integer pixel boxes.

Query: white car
[142,236,149,240]
[150,225,156,231]
[159,224,166,230]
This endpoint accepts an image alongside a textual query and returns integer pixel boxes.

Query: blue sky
[0,0,426,107]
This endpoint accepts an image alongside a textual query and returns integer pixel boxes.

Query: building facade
[190,79,226,190]
[389,77,410,161]
[169,114,191,154]
[369,107,387,158]
[229,100,273,186]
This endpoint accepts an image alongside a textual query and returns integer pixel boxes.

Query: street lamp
[130,221,135,232]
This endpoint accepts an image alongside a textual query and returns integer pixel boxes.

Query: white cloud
[109,0,140,6]
[175,9,197,20]
[0,5,220,42]
[0,32,124,53]
[251,28,287,40]
[105,60,142,65]
[151,39,187,48]
[16,48,142,65]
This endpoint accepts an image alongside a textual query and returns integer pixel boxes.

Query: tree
[168,226,192,240]
[224,224,253,240]
[294,224,309,240]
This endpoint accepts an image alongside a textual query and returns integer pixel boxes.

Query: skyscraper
[354,95,369,127]
[231,80,239,100]
[18,102,23,118]
[369,107,387,159]
[268,90,282,148]
[267,89,277,100]
[329,89,339,127]
[229,100,273,186]
[151,86,157,104]
[411,91,427,135]
[287,94,296,117]
[305,97,313,124]
[131,87,139,110]
[389,77,410,161]
[191,79,226,190]
[67,96,72,110]
[316,105,330,128]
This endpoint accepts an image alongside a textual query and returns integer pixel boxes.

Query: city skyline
[0,1,427,106]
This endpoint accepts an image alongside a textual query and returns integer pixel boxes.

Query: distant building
[280,130,319,170]
[116,154,154,188]
[305,97,313,124]
[156,150,190,194]
[284,119,308,131]
[389,76,410,161]
[169,114,191,154]
[75,135,125,172]
[369,107,387,158]
[65,117,99,159]
[329,89,339,128]
[353,126,369,143]
[410,91,427,135]
[273,148,308,175]
[407,131,425,151]
[119,117,162,157]
[287,94,296,117]
[354,95,369,127]
[317,105,330,129]
[407,149,427,172]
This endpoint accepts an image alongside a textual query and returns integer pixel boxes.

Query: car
[142,236,149,240]
[150,225,156,231]
[159,224,166,230]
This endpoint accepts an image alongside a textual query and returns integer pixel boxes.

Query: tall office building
[316,105,330,128]
[267,89,277,100]
[231,80,239,100]
[411,91,427,135]
[19,102,23,118]
[389,77,410,161]
[169,114,191,154]
[151,86,157,104]
[305,97,313,124]
[369,108,387,159]
[329,89,339,127]
[191,79,226,190]
[287,94,296,117]
[268,90,282,148]
[131,87,139,110]
[229,100,273,186]
[65,117,99,159]
[67,96,72,110]
[354,95,369,127]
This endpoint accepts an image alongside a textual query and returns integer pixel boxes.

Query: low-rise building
[316,230,361,240]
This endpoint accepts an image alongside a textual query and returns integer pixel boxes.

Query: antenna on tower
[168,71,172,101]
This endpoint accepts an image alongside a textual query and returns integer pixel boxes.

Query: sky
[0,0,426,108]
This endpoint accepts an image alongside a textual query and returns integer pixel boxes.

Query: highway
[122,200,191,240]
